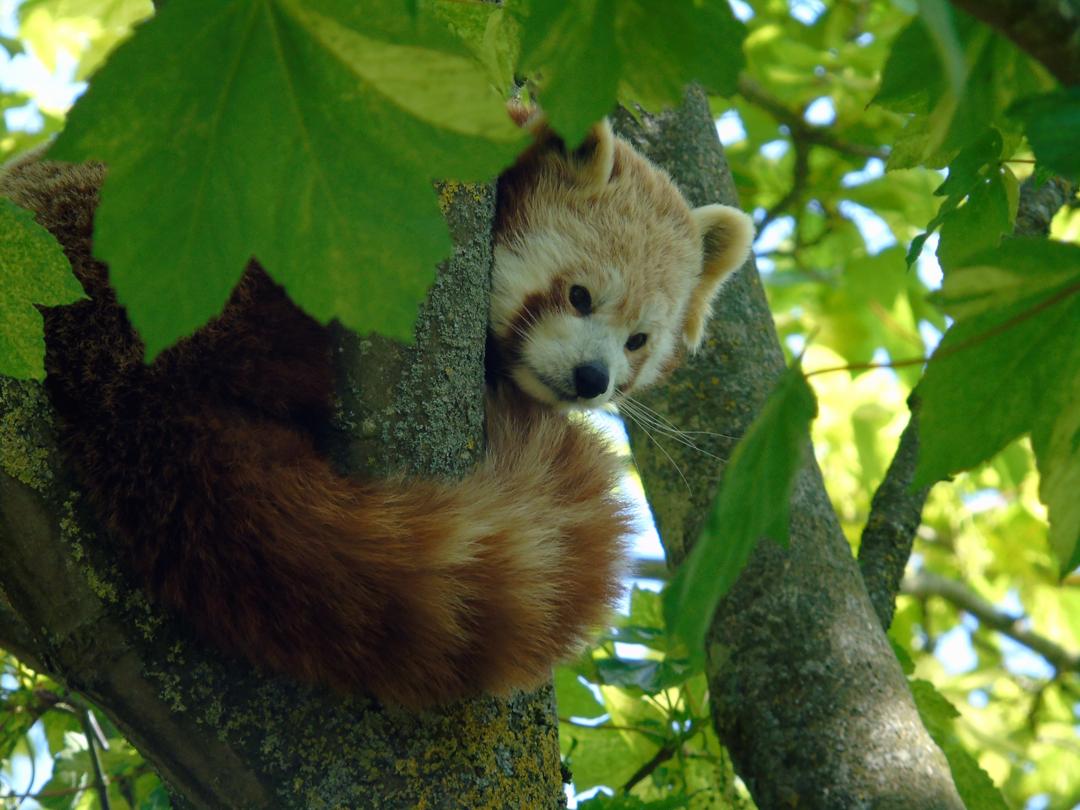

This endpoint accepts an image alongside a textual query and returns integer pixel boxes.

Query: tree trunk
[615,89,965,809]
[0,181,565,808]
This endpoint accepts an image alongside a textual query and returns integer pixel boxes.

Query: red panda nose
[573,362,609,400]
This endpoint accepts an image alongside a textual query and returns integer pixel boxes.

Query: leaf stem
[804,278,1080,379]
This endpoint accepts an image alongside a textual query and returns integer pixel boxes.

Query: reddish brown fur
[500,277,568,365]
[2,156,629,707]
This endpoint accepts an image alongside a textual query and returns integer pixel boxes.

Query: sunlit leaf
[555,667,604,720]
[433,0,519,94]
[910,679,1009,809]
[577,794,690,810]
[915,239,1080,571]
[50,0,524,358]
[17,0,154,83]
[1031,376,1080,573]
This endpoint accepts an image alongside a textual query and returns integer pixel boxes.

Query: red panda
[0,116,753,707]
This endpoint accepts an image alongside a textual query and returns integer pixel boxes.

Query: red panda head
[490,114,753,408]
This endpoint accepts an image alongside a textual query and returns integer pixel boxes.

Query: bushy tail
[170,389,628,705]
[2,156,629,706]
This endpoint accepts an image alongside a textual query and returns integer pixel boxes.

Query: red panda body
[0,119,752,706]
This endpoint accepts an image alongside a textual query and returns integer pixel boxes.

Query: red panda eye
[626,333,647,351]
[569,285,592,315]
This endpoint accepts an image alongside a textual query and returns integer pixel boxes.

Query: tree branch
[947,0,1080,86]
[621,739,679,793]
[858,399,930,630]
[615,88,964,809]
[1015,176,1075,237]
[757,139,810,231]
[0,588,45,672]
[902,571,1080,672]
[737,75,889,160]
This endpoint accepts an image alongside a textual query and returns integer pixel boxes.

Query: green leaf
[916,0,964,99]
[915,239,1080,571]
[1031,370,1080,572]
[432,0,519,94]
[935,129,1003,201]
[141,785,172,810]
[615,2,745,110]
[0,198,86,380]
[515,0,745,144]
[905,129,1004,269]
[889,638,916,675]
[514,0,620,144]
[910,679,1009,810]
[628,585,664,630]
[50,0,524,358]
[875,14,1051,169]
[554,667,604,719]
[561,715,656,792]
[873,16,943,115]
[936,169,1013,273]
[664,365,817,656]
[607,624,666,648]
[594,657,693,695]
[0,35,24,56]
[1010,88,1080,182]
[42,709,83,759]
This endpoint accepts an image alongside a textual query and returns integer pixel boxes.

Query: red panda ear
[506,98,536,128]
[567,119,616,191]
[506,103,615,190]
[683,204,755,351]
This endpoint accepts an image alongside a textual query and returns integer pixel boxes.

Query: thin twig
[558,718,666,740]
[737,75,888,160]
[622,739,679,793]
[902,571,1080,673]
[805,277,1080,379]
[81,709,112,810]
[757,140,810,232]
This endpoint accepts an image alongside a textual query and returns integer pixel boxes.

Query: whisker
[622,395,737,442]
[619,407,692,494]
[618,400,729,464]
[621,396,739,444]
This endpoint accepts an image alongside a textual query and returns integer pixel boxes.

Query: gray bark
[858,398,930,631]
[0,181,565,808]
[614,89,964,809]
